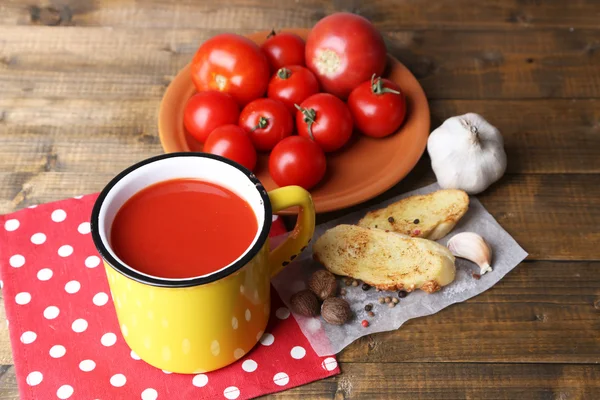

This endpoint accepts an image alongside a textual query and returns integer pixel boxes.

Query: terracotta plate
[158,29,430,214]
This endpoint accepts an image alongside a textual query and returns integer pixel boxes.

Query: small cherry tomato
[261,30,305,71]
[348,75,407,138]
[269,136,326,190]
[203,125,257,171]
[183,91,240,143]
[239,98,294,152]
[295,93,353,152]
[267,66,320,115]
[191,33,270,105]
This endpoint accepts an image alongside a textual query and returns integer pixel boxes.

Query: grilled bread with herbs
[358,189,469,240]
[313,224,456,293]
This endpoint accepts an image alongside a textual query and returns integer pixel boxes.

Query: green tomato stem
[371,73,401,95]
[277,67,292,79]
[251,116,269,132]
[294,104,316,140]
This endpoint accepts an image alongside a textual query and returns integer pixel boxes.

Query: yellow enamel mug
[90,152,315,373]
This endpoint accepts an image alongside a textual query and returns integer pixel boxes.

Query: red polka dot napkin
[0,194,339,400]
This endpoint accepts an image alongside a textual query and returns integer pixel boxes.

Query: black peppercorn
[388,216,395,223]
[364,304,373,312]
[413,219,420,224]
[367,311,375,317]
[361,283,371,291]
[398,290,408,298]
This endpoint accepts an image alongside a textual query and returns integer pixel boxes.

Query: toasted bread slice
[313,225,456,293]
[358,189,469,240]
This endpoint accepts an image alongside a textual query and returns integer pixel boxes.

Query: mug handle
[267,186,316,277]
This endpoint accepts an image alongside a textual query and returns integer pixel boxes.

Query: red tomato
[305,12,387,99]
[203,125,257,171]
[239,98,294,151]
[267,66,320,115]
[191,33,270,105]
[295,93,353,152]
[183,91,240,143]
[261,30,305,71]
[348,75,407,138]
[269,136,326,190]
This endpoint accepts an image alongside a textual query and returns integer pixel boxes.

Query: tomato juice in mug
[91,152,315,373]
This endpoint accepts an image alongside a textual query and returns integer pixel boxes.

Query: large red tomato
[261,30,305,72]
[267,66,320,115]
[269,136,326,190]
[348,75,407,138]
[295,93,353,152]
[183,91,240,143]
[190,33,270,105]
[239,98,294,151]
[203,125,257,171]
[305,12,387,99]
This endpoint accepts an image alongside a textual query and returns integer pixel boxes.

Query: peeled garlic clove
[447,232,492,275]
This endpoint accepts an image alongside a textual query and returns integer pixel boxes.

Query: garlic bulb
[447,232,492,275]
[427,113,507,195]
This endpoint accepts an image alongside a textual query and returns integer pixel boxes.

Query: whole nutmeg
[290,290,320,317]
[308,270,337,300]
[321,297,352,325]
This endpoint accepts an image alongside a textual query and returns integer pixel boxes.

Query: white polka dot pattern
[15,292,31,305]
[49,345,66,358]
[71,318,88,333]
[192,374,208,387]
[9,254,25,268]
[223,386,240,399]
[4,219,19,231]
[101,332,117,347]
[291,346,306,359]
[273,372,290,386]
[51,209,67,222]
[242,359,258,372]
[36,268,53,281]
[141,388,158,400]
[0,200,338,398]
[110,373,127,387]
[79,360,96,372]
[26,371,43,386]
[56,384,74,399]
[30,233,46,244]
[64,280,81,294]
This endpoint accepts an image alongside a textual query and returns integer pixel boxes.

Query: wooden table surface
[1,0,599,398]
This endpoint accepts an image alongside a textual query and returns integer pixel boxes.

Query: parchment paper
[271,183,528,356]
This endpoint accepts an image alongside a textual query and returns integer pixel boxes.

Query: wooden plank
[1,261,598,365]
[0,295,11,364]
[0,361,597,399]
[265,363,600,399]
[1,0,599,30]
[339,261,600,364]
[0,153,599,259]
[320,169,600,261]
[1,27,600,100]
[1,98,598,175]
[0,366,19,400]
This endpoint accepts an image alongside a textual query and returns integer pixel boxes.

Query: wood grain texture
[0,365,19,400]
[1,0,599,30]
[339,261,600,364]
[0,298,11,364]
[0,260,594,365]
[1,27,599,100]
[259,363,600,399]
[1,0,599,397]
[1,98,598,178]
